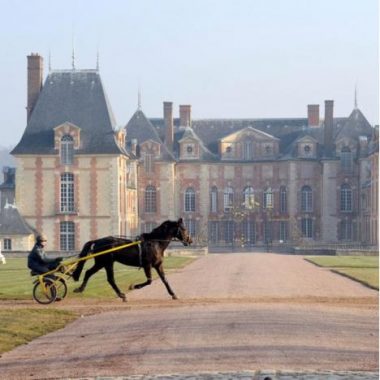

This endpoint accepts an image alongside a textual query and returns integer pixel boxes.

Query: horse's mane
[140,220,176,240]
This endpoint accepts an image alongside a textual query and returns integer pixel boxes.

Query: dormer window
[187,145,193,153]
[304,145,311,154]
[226,146,232,153]
[265,145,272,155]
[61,135,74,165]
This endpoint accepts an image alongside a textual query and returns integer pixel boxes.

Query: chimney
[324,100,334,156]
[307,104,319,127]
[27,53,44,122]
[179,105,191,127]
[164,101,173,151]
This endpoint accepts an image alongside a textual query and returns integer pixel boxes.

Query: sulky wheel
[33,278,57,304]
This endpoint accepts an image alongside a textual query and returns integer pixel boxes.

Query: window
[264,221,272,242]
[263,188,273,209]
[145,185,157,213]
[60,173,75,212]
[61,135,74,165]
[341,146,353,172]
[280,186,287,214]
[301,218,313,238]
[242,220,255,245]
[301,186,313,212]
[340,220,353,241]
[208,221,219,244]
[243,140,253,160]
[243,187,255,209]
[143,153,153,173]
[3,238,11,250]
[304,145,311,154]
[224,221,234,243]
[223,187,234,212]
[279,221,288,241]
[210,186,218,213]
[340,184,352,212]
[184,219,196,237]
[184,187,195,212]
[60,221,75,251]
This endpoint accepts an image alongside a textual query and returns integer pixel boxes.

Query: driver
[28,234,62,275]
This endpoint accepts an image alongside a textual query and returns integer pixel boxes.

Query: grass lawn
[0,256,195,354]
[305,256,379,290]
[0,309,77,354]
[0,256,195,300]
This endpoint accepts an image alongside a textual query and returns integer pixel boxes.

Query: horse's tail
[72,241,93,281]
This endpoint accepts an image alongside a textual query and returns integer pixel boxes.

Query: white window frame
[60,221,75,251]
[60,173,75,213]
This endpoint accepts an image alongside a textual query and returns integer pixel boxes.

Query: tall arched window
[60,173,74,212]
[145,185,157,213]
[243,186,255,209]
[301,185,313,212]
[340,184,352,212]
[263,187,273,209]
[223,186,234,212]
[60,221,75,251]
[184,187,195,212]
[61,135,74,165]
[210,186,218,213]
[280,186,287,214]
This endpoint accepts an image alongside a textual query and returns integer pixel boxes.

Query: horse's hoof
[119,293,127,302]
[172,294,178,300]
[73,288,82,293]
[129,284,135,290]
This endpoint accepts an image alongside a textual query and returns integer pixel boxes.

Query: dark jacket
[28,243,57,273]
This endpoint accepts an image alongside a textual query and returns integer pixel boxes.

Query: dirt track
[0,253,378,379]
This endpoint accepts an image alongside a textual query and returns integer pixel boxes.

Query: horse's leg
[154,263,177,300]
[73,263,101,293]
[104,263,126,301]
[130,265,152,290]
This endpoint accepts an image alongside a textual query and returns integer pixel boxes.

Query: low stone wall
[166,247,208,256]
[336,249,379,256]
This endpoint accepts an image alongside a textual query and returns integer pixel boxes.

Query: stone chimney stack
[324,100,334,156]
[307,104,320,127]
[179,105,191,127]
[164,101,173,151]
[27,53,44,122]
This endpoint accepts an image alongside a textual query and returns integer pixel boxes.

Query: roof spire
[48,49,51,71]
[71,32,76,70]
[96,49,100,71]
[354,84,358,109]
[138,84,142,110]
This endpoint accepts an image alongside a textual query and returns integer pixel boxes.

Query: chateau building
[10,54,138,252]
[5,53,379,252]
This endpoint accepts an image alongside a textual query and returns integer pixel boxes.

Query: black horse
[72,218,192,301]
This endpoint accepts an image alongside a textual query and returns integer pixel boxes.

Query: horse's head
[175,218,193,246]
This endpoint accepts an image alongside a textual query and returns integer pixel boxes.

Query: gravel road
[0,253,378,379]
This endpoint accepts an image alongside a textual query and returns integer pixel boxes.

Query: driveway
[0,253,378,379]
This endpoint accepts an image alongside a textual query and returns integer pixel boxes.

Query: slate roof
[0,204,34,235]
[12,70,125,156]
[125,110,175,161]
[149,115,359,158]
[335,108,373,140]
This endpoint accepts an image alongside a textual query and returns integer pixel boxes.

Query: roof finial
[48,49,51,71]
[96,48,100,71]
[354,84,358,109]
[71,32,76,70]
[138,84,142,110]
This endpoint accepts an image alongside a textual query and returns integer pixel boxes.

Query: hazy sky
[1,0,379,148]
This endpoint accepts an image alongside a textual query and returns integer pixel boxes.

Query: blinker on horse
[71,218,192,301]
